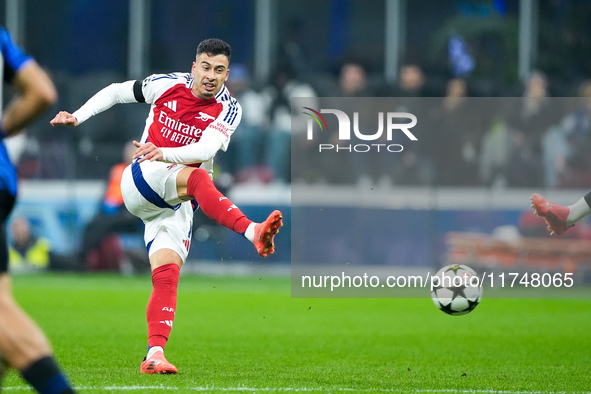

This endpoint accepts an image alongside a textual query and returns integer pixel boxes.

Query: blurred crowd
[10,61,591,189]
[220,61,591,189]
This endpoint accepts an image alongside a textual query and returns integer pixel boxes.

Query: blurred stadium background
[5,0,591,277]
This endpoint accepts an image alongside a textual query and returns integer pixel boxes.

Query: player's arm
[133,130,226,164]
[2,64,57,138]
[50,80,138,127]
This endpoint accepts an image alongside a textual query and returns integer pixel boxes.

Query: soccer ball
[431,264,482,316]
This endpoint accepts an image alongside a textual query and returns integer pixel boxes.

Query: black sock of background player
[583,191,591,209]
[21,356,75,394]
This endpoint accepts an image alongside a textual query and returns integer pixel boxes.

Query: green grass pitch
[2,273,591,393]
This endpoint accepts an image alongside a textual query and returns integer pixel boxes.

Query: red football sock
[146,264,180,349]
[187,169,252,234]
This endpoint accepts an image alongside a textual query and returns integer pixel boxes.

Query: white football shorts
[121,160,193,262]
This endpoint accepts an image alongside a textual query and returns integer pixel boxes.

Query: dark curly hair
[197,38,231,62]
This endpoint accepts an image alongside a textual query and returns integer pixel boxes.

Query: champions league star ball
[431,264,482,316]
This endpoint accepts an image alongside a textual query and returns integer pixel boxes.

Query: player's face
[191,53,230,100]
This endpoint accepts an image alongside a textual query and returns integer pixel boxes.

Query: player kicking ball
[530,192,591,235]
[51,38,282,374]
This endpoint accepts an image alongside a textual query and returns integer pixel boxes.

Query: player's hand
[50,111,78,127]
[133,140,163,163]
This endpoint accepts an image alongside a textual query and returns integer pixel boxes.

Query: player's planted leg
[141,254,180,374]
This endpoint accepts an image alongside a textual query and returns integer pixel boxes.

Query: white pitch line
[3,386,590,393]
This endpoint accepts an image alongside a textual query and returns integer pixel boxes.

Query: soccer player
[530,192,591,235]
[50,38,283,374]
[0,26,76,393]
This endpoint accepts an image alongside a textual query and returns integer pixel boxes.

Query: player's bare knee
[149,248,183,271]
[175,167,198,200]
[177,167,210,200]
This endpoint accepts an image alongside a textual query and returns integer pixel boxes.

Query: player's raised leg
[178,167,283,257]
[530,192,591,235]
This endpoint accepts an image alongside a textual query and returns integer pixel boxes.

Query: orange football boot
[530,193,572,235]
[140,351,177,374]
[254,210,283,257]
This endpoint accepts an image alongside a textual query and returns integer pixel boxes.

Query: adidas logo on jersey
[196,112,215,121]
[164,100,177,112]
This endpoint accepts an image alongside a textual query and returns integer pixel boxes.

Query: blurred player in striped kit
[0,26,76,393]
[51,38,283,374]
